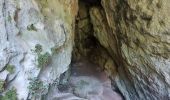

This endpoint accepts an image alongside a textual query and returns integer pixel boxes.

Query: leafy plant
[6,64,15,74]
[38,52,51,68]
[34,44,51,68]
[28,78,48,97]
[0,80,5,93]
[35,44,42,54]
[0,87,17,100]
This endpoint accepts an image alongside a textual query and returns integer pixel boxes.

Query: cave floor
[55,59,123,100]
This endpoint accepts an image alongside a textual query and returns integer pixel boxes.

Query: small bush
[0,87,17,100]
[34,44,51,68]
[38,52,51,68]
[28,78,47,97]
[0,80,5,93]
[35,44,42,54]
[6,65,15,74]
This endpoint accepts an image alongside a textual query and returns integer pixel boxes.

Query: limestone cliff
[75,0,170,100]
[0,0,78,99]
[99,0,170,100]
[0,0,170,100]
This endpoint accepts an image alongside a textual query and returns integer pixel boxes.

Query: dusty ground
[54,59,123,100]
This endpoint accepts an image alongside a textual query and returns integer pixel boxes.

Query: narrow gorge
[0,0,170,100]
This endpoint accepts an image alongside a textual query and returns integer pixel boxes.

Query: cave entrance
[73,0,104,64]
[59,0,124,99]
[71,0,109,79]
[57,0,124,99]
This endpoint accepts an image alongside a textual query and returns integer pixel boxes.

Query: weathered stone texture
[0,0,170,100]
[99,0,170,100]
[0,0,78,99]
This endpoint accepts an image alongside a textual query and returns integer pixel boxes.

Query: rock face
[0,0,78,99]
[1,0,170,100]
[89,0,170,100]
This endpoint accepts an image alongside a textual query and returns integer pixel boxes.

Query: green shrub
[35,44,42,54]
[28,78,47,97]
[0,80,5,93]
[38,52,51,68]
[6,65,15,74]
[0,87,17,100]
[34,44,51,68]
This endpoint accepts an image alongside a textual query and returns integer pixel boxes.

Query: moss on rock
[0,80,5,93]
[6,65,15,74]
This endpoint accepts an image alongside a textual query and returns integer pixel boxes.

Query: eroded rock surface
[0,0,170,100]
[0,0,78,99]
[93,0,170,100]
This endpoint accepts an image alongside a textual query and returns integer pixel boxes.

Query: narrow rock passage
[55,59,123,100]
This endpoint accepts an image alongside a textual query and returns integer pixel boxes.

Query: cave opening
[72,0,104,62]
[79,0,102,6]
[59,0,124,99]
